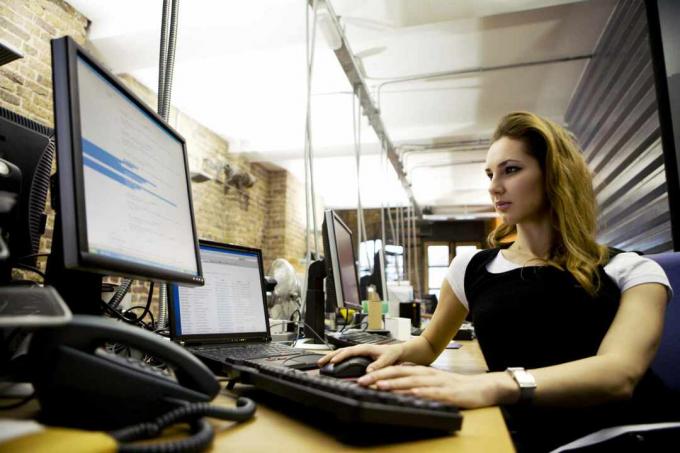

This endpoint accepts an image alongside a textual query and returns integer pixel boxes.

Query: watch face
[508,368,536,389]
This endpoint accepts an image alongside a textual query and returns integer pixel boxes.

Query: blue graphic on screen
[81,138,176,207]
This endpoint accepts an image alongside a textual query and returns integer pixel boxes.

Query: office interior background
[0,0,674,305]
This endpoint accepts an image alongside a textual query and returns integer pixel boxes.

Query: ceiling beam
[310,0,420,216]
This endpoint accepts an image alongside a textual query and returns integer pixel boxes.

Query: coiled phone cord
[110,397,256,453]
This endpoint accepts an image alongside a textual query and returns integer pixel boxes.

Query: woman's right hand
[317,343,404,373]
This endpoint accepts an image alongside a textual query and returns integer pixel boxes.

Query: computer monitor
[322,210,361,312]
[0,106,54,281]
[46,36,204,314]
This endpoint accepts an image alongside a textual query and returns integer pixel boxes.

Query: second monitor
[322,209,361,313]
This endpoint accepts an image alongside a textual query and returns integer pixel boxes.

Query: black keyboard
[326,330,400,348]
[192,342,296,361]
[233,362,462,432]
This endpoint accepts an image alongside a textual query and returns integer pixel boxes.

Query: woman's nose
[488,176,503,195]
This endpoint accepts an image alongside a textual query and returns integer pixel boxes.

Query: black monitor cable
[11,262,45,279]
[17,252,50,261]
[123,281,155,328]
[109,397,256,453]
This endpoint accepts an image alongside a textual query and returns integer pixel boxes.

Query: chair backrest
[647,252,680,393]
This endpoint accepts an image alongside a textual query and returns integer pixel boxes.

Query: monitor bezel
[168,240,272,344]
[51,36,203,285]
[324,210,362,311]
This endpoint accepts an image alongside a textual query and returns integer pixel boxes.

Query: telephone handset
[29,315,224,429]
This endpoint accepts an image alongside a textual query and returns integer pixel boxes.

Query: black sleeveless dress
[463,248,677,452]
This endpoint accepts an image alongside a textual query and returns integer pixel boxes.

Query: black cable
[125,305,156,328]
[12,263,45,279]
[17,252,49,261]
[299,320,333,349]
[3,280,39,286]
[127,281,154,328]
[153,328,170,338]
[118,419,212,453]
[281,352,323,367]
[109,398,255,453]
[99,299,150,330]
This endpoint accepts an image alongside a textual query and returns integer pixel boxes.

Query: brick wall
[0,0,88,124]
[262,169,322,274]
[0,0,314,310]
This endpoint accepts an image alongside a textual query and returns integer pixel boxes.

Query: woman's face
[485,136,548,225]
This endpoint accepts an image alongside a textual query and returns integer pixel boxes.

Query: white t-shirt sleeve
[444,249,481,311]
[604,252,672,298]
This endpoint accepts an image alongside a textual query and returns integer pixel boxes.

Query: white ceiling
[66,0,616,218]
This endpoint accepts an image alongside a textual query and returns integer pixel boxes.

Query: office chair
[551,252,680,452]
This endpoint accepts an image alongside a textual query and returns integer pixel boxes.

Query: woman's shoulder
[604,251,671,294]
[449,247,498,271]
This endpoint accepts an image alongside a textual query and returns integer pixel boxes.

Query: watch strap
[506,367,536,404]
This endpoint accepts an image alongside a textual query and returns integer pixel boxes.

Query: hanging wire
[305,0,320,256]
[157,0,170,114]
[401,206,407,281]
[301,0,319,310]
[352,92,372,272]
[352,94,362,249]
[406,205,412,284]
[412,203,421,297]
[156,0,180,329]
[379,137,388,295]
[400,206,405,281]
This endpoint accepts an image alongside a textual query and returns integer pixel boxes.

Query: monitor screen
[50,36,203,287]
[323,210,361,311]
[169,242,269,340]
[77,57,197,275]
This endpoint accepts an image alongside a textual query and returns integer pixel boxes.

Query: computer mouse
[319,356,373,378]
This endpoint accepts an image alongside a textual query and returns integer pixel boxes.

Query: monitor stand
[45,214,103,315]
[303,258,327,344]
[292,338,330,350]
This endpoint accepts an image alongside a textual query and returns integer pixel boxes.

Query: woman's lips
[495,201,511,211]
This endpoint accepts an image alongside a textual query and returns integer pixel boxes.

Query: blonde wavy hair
[487,111,609,296]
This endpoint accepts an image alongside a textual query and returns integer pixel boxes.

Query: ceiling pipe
[375,53,593,110]
[399,145,487,173]
[311,0,420,217]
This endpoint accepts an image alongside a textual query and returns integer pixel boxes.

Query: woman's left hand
[356,365,515,409]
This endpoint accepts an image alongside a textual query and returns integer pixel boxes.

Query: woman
[318,112,675,451]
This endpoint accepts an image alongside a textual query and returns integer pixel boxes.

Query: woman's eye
[505,166,520,174]
[485,172,493,180]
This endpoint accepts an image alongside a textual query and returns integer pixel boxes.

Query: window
[426,243,450,299]
[425,241,481,298]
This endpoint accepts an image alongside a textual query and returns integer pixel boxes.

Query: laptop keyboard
[194,342,297,361]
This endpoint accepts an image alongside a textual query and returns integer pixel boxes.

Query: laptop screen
[169,241,270,342]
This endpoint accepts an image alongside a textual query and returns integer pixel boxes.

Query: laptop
[168,240,319,370]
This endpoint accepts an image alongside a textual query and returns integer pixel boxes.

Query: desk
[209,340,515,452]
[1,341,515,452]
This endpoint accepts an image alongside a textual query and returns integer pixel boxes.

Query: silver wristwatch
[506,367,536,404]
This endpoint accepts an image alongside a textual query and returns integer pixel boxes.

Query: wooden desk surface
[209,341,515,452]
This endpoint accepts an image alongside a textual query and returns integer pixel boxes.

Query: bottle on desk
[367,285,382,330]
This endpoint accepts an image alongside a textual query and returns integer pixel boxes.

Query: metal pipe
[375,54,593,110]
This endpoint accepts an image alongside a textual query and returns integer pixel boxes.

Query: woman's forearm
[399,335,442,365]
